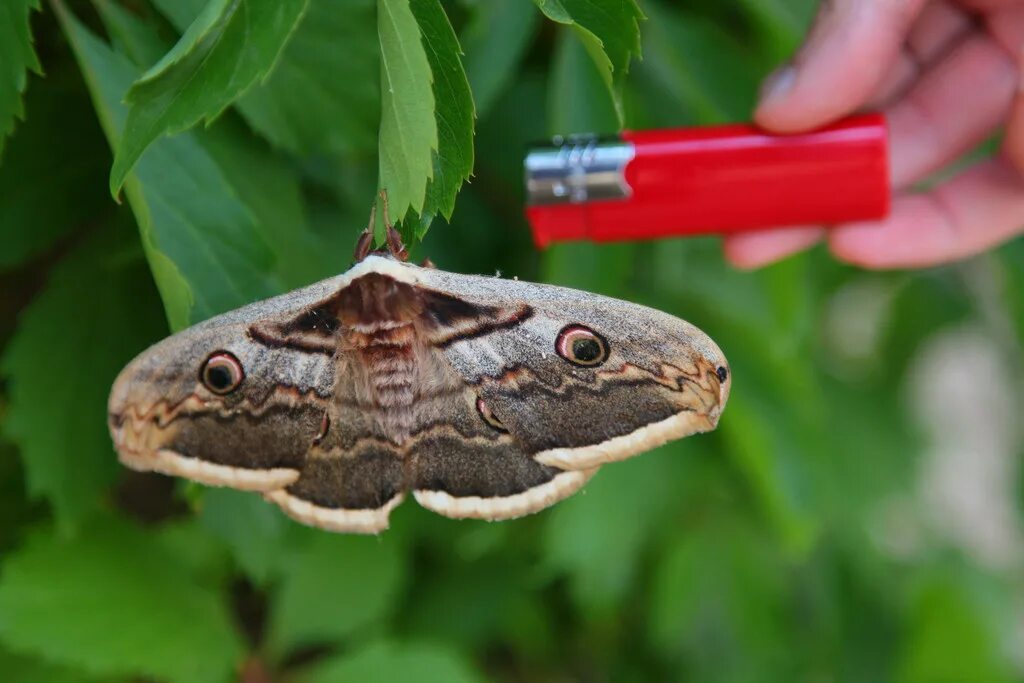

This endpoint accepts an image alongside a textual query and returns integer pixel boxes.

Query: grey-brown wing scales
[262,378,408,533]
[109,255,726,535]
[264,438,408,533]
[405,385,597,520]
[258,257,727,531]
[264,379,597,532]
[408,262,730,471]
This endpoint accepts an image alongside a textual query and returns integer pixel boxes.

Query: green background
[1,0,1023,681]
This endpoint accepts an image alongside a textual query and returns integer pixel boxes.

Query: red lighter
[524,113,890,247]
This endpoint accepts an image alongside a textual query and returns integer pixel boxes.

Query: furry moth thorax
[108,252,730,534]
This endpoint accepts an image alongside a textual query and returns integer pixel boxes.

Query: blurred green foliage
[1,1,1023,681]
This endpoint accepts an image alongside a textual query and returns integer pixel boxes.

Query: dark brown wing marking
[469,357,723,453]
[286,445,404,510]
[247,299,341,353]
[266,442,407,534]
[410,430,597,520]
[163,405,319,471]
[113,400,325,492]
[428,301,534,347]
[248,272,532,353]
[263,403,407,532]
[405,386,598,521]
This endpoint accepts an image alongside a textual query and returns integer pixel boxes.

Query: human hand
[724,0,1024,269]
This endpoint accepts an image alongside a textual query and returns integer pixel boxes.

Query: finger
[828,158,1024,268]
[756,0,928,132]
[983,4,1024,57]
[990,6,1024,175]
[907,0,975,60]
[886,33,1016,187]
[962,0,1024,12]
[722,227,825,270]
[869,0,975,107]
[869,53,922,110]
[1002,57,1024,175]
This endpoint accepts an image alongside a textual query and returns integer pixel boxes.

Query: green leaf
[0,226,166,529]
[818,378,920,525]
[193,117,333,288]
[897,574,1015,683]
[408,0,474,230]
[95,0,330,290]
[0,63,110,270]
[240,0,380,156]
[547,27,618,135]
[300,640,486,683]
[648,240,824,551]
[153,518,233,584]
[0,441,36,556]
[153,0,382,157]
[109,0,310,195]
[649,517,791,679]
[532,0,643,125]
[460,0,539,119]
[267,530,406,655]
[542,454,680,614]
[402,557,552,656]
[470,72,546,203]
[198,488,287,585]
[0,0,41,159]
[543,241,636,293]
[58,4,287,328]
[377,0,438,226]
[634,1,760,124]
[0,517,244,683]
[736,0,816,61]
[92,0,168,67]
[716,387,819,553]
[0,647,112,683]
[1001,240,1024,345]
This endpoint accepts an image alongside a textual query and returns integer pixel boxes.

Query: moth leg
[355,190,409,263]
[353,230,374,263]
[377,189,409,262]
[265,443,406,534]
[352,197,377,263]
[408,433,599,521]
[385,225,409,262]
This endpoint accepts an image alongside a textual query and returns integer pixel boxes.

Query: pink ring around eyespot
[555,324,608,366]
[201,351,245,395]
[555,326,583,359]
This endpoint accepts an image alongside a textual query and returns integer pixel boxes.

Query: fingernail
[759,64,796,107]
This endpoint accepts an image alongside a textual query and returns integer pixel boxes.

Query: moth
[108,217,730,534]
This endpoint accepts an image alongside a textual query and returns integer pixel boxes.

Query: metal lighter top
[525,135,635,204]
[524,113,890,247]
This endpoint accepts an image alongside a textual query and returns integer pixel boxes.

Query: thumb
[756,0,927,132]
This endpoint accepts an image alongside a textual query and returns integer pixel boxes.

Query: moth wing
[405,380,598,521]
[263,401,408,534]
[264,355,596,527]
[108,274,359,492]
[411,265,730,472]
